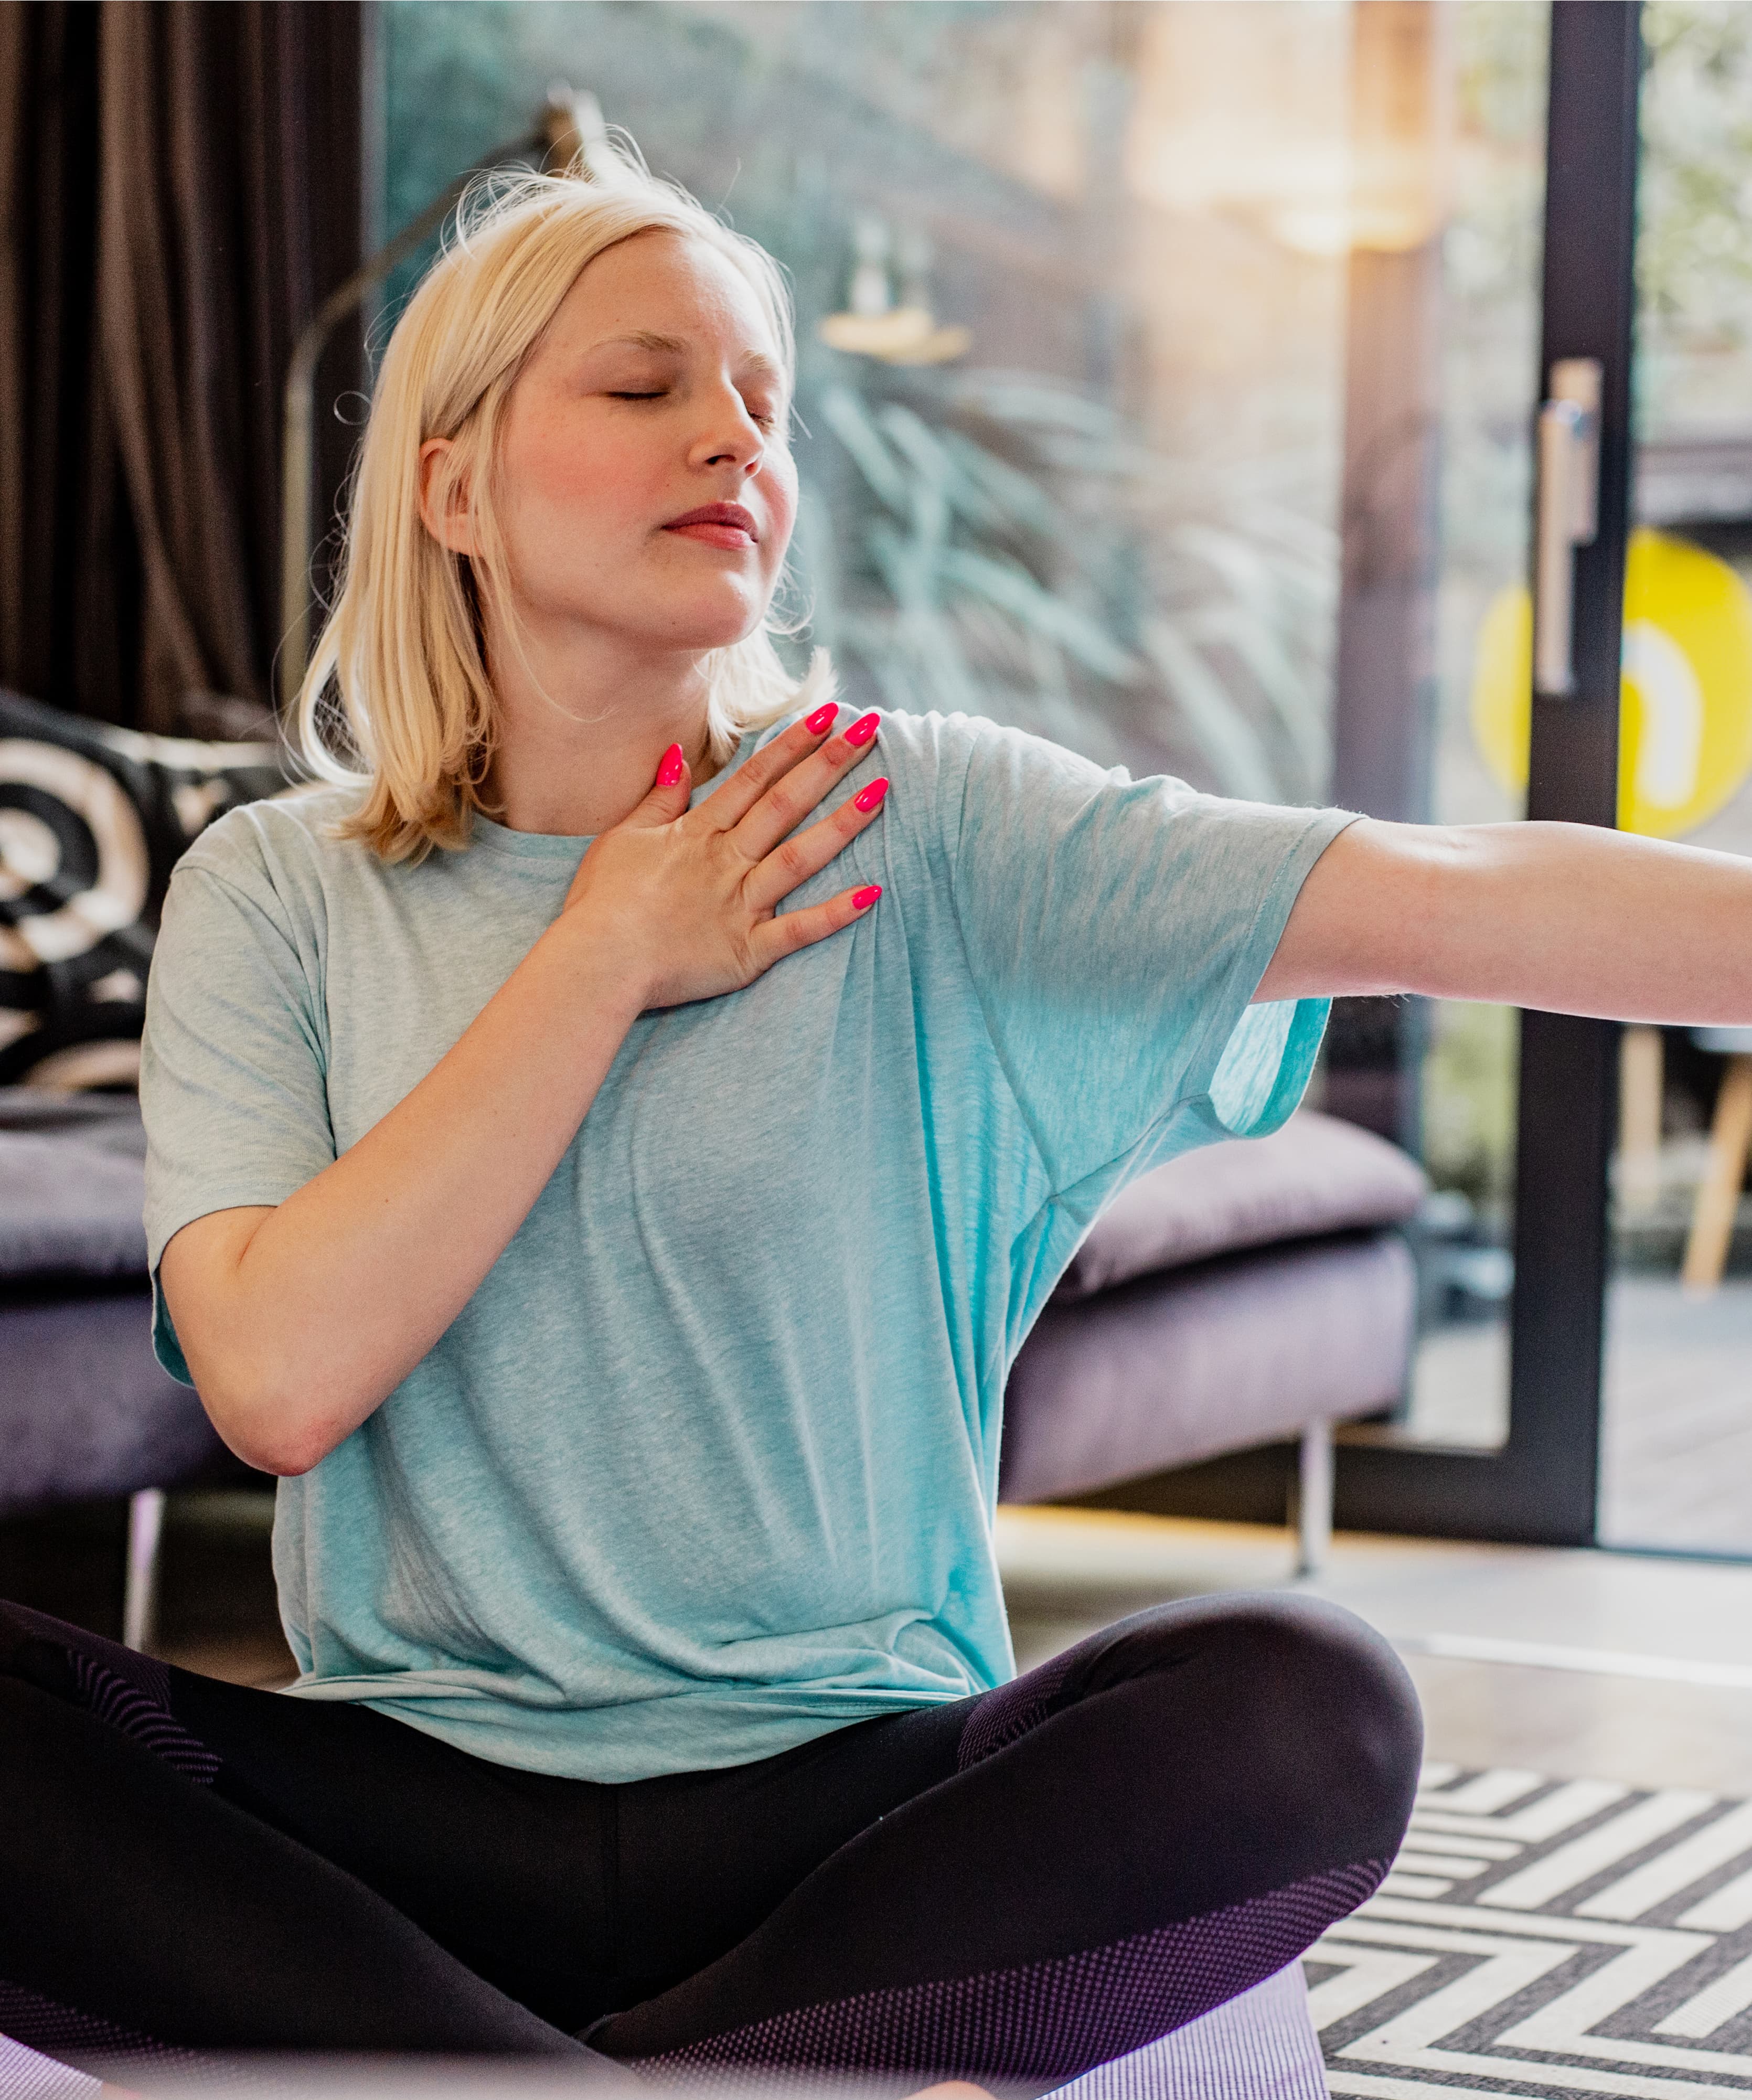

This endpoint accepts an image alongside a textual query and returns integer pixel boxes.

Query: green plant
[1639,4,1752,362]
[792,364,1333,800]
[1420,1000,1520,1208]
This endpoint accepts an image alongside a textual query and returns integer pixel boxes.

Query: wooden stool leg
[1619,1025,1664,1215]
[1683,1054,1752,1295]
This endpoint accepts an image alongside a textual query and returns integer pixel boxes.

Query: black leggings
[0,1591,1419,2088]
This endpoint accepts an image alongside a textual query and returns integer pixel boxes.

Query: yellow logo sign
[1471,528,1752,837]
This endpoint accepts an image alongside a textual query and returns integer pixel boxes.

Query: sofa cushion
[1054,1109,1426,1300]
[0,688,285,1089]
[1005,1231,1416,1504]
[0,1092,148,1283]
[0,1293,233,1513]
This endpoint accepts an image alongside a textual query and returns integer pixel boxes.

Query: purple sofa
[1003,1107,1427,1564]
[0,1089,250,1646]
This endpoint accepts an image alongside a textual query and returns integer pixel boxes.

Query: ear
[418,438,477,557]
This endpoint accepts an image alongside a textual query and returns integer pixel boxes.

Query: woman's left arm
[1255,819,1752,1025]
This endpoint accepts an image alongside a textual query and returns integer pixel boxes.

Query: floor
[157,1490,297,1688]
[0,1491,296,1692]
[997,1506,1752,1796]
[1602,1276,1752,1553]
[1402,1277,1752,1557]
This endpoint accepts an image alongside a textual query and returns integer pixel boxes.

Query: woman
[3,151,1746,2089]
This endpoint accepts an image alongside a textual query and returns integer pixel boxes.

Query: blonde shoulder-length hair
[295,152,825,864]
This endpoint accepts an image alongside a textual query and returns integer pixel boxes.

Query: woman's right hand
[558,705,889,1011]
[161,702,889,1476]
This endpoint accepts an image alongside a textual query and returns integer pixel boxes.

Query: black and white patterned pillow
[0,690,288,1089]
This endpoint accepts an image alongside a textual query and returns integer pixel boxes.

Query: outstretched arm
[1255,818,1752,1025]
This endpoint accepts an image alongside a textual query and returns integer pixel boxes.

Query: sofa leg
[1295,1421,1333,1578]
[124,1488,166,1654]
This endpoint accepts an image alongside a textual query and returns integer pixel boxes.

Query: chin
[651,590,772,653]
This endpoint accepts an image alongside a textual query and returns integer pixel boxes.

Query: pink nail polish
[852,884,882,912]
[844,711,880,748]
[852,777,889,813]
[804,701,838,737]
[656,743,684,787]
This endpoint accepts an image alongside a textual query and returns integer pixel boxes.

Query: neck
[478,616,720,837]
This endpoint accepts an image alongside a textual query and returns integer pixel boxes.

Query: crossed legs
[0,1591,1419,2087]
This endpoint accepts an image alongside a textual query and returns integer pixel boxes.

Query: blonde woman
[4,150,1748,2088]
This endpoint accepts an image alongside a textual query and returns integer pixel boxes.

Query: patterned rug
[1311,1762,1752,2097]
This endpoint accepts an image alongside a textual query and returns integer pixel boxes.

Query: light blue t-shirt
[141,708,1354,1782]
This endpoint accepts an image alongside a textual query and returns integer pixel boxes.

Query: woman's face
[480,227,797,660]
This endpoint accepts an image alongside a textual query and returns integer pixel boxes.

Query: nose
[688,382,766,477]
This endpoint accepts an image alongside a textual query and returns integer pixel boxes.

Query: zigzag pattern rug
[1311,1762,1752,2097]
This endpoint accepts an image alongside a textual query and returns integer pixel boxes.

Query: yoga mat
[1047,1965,1327,2100]
[0,1968,1327,2100]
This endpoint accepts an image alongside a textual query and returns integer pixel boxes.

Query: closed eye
[608,390,668,402]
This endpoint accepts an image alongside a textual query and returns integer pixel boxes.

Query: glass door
[1334,0,1643,1544]
[1599,4,1752,1557]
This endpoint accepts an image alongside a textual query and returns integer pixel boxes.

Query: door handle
[1532,357,1603,698]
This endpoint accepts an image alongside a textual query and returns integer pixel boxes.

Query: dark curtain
[0,1,362,734]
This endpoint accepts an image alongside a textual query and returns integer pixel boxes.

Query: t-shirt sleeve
[944,720,1358,1200]
[141,849,336,1383]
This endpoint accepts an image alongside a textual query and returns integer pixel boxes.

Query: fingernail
[844,711,880,748]
[656,743,684,787]
[852,777,889,814]
[804,701,838,737]
[852,884,882,912]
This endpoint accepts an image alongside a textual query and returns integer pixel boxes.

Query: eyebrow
[596,331,688,356]
[591,331,785,383]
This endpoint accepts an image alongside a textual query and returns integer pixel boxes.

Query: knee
[1210,1594,1423,1846]
[1260,1593,1418,1752]
[1098,1592,1422,1854]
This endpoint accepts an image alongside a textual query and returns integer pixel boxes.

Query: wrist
[538,906,655,1021]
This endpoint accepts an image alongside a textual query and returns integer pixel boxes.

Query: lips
[664,502,759,551]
